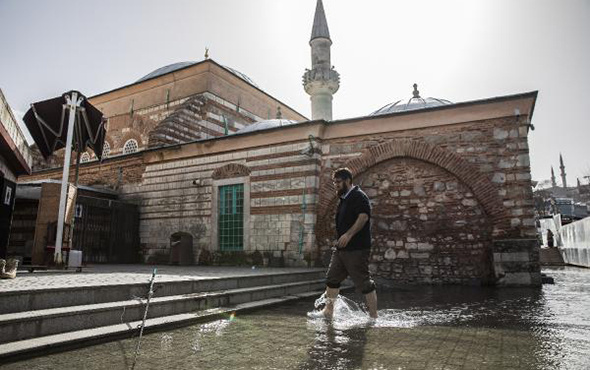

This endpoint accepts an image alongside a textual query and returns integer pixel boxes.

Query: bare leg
[322,287,340,319]
[365,290,378,319]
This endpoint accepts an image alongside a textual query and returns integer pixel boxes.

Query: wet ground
[2,266,589,370]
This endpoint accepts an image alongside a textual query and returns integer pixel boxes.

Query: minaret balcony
[302,67,340,94]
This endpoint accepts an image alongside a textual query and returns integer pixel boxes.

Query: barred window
[102,141,111,158]
[218,184,244,251]
[80,152,90,163]
[123,139,138,154]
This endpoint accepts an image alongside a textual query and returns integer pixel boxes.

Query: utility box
[68,250,83,269]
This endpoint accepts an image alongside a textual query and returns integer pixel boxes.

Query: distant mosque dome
[370,84,452,116]
[236,106,298,134]
[237,119,298,134]
[136,61,258,87]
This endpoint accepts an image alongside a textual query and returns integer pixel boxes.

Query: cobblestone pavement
[0,265,323,292]
[3,267,589,369]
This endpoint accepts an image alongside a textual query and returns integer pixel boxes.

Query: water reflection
[2,267,589,370]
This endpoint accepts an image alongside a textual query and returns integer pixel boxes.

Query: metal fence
[73,195,139,263]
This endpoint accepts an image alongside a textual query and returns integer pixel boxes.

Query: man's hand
[336,233,352,249]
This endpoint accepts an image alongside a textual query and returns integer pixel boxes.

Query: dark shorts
[326,249,376,294]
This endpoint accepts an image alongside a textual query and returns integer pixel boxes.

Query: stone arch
[212,163,251,180]
[317,139,505,225]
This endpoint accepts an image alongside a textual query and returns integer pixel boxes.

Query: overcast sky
[1,0,589,185]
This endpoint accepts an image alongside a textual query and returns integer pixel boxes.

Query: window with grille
[218,184,244,251]
[102,141,110,158]
[80,152,90,163]
[123,139,138,154]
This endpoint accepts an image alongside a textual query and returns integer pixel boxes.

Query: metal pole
[131,268,158,370]
[66,144,82,258]
[55,92,82,265]
[67,117,83,252]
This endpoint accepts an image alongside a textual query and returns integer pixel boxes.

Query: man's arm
[336,213,369,249]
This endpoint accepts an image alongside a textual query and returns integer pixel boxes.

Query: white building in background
[1,88,33,258]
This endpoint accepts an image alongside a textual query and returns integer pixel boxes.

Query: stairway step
[0,289,330,364]
[0,269,325,314]
[0,280,326,344]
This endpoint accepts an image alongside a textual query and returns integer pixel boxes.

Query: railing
[0,88,33,168]
[558,216,590,268]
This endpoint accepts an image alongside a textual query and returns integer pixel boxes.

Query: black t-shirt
[335,185,372,250]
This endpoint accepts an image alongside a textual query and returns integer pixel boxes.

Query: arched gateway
[316,139,507,284]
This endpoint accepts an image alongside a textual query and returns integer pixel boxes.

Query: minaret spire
[559,153,567,188]
[310,0,331,42]
[551,166,557,188]
[303,0,340,121]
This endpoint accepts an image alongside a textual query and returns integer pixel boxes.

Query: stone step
[0,270,325,315]
[0,289,333,364]
[0,279,326,344]
[540,247,565,265]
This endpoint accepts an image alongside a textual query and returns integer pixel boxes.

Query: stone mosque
[17,0,541,286]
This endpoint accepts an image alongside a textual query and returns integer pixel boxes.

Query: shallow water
[3,266,589,370]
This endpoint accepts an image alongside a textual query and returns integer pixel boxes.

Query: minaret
[551,166,557,188]
[559,153,567,188]
[303,0,340,121]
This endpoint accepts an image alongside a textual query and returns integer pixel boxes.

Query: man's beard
[337,184,350,196]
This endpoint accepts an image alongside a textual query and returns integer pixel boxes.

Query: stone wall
[120,140,320,266]
[361,158,492,284]
[316,116,540,285]
[16,91,540,285]
[22,153,145,189]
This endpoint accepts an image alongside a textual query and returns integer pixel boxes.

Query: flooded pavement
[2,266,589,370]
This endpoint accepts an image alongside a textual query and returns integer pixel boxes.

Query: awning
[23,90,105,159]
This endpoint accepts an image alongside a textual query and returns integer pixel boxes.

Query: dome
[223,66,258,87]
[136,61,258,87]
[237,119,298,134]
[370,84,452,116]
[136,62,195,83]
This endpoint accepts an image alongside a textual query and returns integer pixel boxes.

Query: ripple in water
[190,316,234,354]
[309,293,425,329]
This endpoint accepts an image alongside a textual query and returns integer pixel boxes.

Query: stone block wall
[16,92,540,285]
[120,140,320,266]
[22,154,145,189]
[315,116,540,285]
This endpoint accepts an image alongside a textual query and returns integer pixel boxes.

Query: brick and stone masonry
[19,65,540,286]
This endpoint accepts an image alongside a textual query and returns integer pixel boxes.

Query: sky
[0,0,589,186]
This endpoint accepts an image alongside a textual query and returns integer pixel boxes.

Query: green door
[218,184,244,251]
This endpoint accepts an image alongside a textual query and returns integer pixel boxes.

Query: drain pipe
[299,135,316,256]
[131,268,157,370]
[299,188,307,255]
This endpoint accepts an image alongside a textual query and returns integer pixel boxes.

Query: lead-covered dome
[237,119,298,134]
[370,84,452,116]
[136,61,258,87]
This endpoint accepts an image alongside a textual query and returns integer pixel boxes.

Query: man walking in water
[309,167,378,320]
